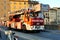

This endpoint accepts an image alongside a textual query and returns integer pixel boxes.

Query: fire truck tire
[22,24,26,31]
[8,24,11,30]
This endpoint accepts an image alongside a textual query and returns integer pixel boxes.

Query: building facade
[0,0,39,21]
[10,0,29,12]
[44,7,60,25]
[44,12,49,25]
[0,0,10,21]
[49,8,57,25]
[57,8,60,24]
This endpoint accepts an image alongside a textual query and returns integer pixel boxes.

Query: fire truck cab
[22,9,44,31]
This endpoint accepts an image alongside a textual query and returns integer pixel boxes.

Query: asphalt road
[0,26,60,40]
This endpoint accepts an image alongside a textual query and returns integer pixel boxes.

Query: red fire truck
[6,8,44,32]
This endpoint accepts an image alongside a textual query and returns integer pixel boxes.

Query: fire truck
[6,8,44,32]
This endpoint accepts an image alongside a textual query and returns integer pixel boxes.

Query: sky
[36,0,60,8]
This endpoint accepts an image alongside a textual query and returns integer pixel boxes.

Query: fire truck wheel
[8,24,11,30]
[22,24,26,31]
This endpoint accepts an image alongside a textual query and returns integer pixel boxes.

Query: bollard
[0,28,18,40]
[0,29,9,40]
[5,30,15,40]
[5,30,19,40]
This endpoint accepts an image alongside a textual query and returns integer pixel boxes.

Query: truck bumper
[27,25,45,31]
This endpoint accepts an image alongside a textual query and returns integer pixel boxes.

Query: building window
[29,4,32,7]
[4,6,6,10]
[10,2,12,4]
[8,3,9,5]
[4,1,6,3]
[50,11,54,13]
[46,13,48,15]
[1,9,3,11]
[14,6,16,9]
[24,2,26,4]
[1,3,3,5]
[4,14,6,17]
[14,2,16,4]
[19,2,21,5]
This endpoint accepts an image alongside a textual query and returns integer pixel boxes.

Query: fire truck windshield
[29,12,44,18]
[38,13,44,18]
